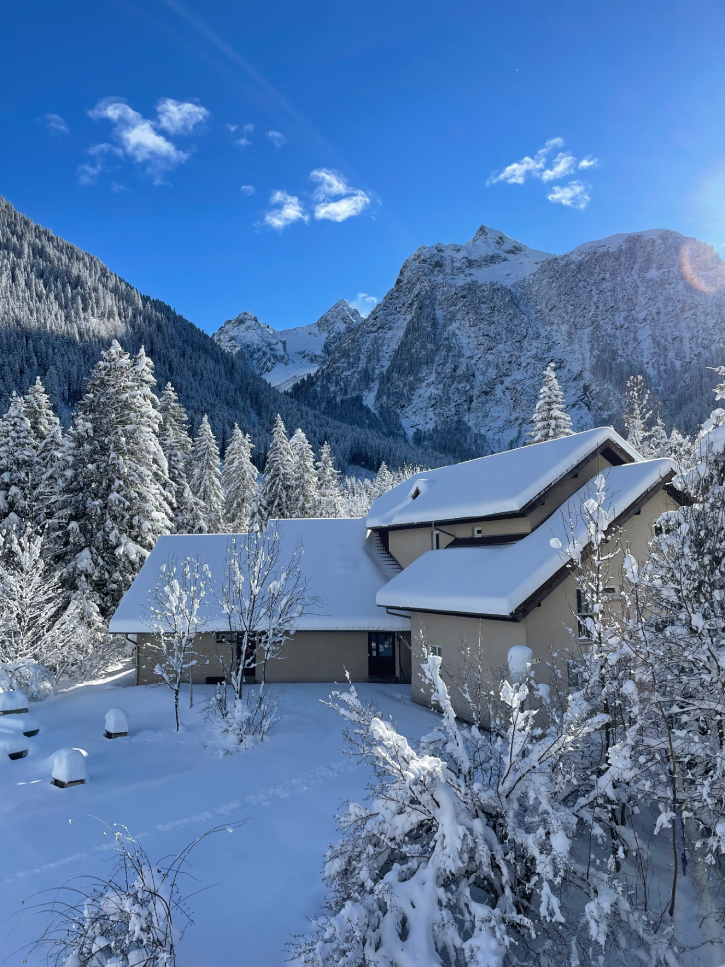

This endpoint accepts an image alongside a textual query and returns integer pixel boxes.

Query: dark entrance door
[368,633,396,680]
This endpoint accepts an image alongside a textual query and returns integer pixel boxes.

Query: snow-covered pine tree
[374,460,392,495]
[248,481,268,533]
[52,341,174,616]
[21,377,63,527]
[0,394,37,536]
[290,428,317,518]
[158,383,206,534]
[623,374,654,455]
[316,442,341,518]
[187,415,224,533]
[261,414,294,520]
[527,363,573,443]
[222,424,257,532]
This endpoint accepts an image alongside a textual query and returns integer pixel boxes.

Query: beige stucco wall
[135,629,412,686]
[260,631,368,683]
[409,486,679,715]
[410,610,526,716]
[136,631,229,685]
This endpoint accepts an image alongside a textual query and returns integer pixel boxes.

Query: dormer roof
[366,427,640,529]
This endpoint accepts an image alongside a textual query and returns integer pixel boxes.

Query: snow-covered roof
[366,428,640,529]
[110,518,409,634]
[376,459,675,618]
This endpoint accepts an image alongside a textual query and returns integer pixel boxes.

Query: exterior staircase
[369,530,402,574]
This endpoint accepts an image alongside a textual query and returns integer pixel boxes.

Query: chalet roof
[109,518,409,635]
[366,427,640,529]
[375,458,676,619]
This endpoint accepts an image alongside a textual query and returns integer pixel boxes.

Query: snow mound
[0,690,28,713]
[52,748,87,785]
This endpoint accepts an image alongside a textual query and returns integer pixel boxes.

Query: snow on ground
[0,672,439,967]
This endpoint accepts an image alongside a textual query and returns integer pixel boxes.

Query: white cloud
[226,123,238,132]
[540,151,577,182]
[350,292,378,317]
[235,138,252,148]
[546,180,591,210]
[243,123,255,134]
[155,98,209,135]
[240,184,255,195]
[267,130,286,148]
[488,137,597,186]
[38,113,69,135]
[76,161,104,186]
[310,168,370,222]
[76,143,123,185]
[87,97,192,183]
[487,138,598,210]
[263,190,308,230]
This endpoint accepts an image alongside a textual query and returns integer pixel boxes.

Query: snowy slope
[213,299,363,391]
[294,225,725,456]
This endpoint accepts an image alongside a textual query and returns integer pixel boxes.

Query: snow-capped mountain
[292,225,725,456]
[213,299,363,391]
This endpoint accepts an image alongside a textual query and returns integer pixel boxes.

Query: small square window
[430,645,442,658]
[473,526,483,537]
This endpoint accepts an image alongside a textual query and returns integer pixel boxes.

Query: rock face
[213,300,363,391]
[295,226,725,456]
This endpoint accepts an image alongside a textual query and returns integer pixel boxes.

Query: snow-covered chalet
[109,427,682,713]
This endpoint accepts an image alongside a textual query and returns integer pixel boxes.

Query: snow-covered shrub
[203,681,279,751]
[292,651,672,967]
[0,659,52,699]
[32,821,239,966]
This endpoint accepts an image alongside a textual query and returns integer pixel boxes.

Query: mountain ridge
[284,223,725,457]
[213,299,363,391]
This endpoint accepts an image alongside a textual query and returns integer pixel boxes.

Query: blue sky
[2,0,725,333]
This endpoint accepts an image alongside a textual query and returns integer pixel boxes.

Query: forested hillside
[0,196,439,469]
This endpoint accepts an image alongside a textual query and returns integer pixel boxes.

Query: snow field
[0,671,438,966]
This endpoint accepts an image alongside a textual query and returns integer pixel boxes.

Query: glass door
[368,633,396,679]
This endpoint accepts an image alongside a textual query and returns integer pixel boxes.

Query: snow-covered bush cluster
[292,646,682,967]
[33,821,236,967]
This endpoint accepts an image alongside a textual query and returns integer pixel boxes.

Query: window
[430,645,442,658]
[432,530,441,550]
[576,589,592,639]
[473,526,483,537]
[410,486,421,500]
[567,659,582,689]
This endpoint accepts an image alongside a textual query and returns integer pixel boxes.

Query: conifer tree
[53,341,173,616]
[222,424,257,531]
[248,481,268,533]
[0,394,36,535]
[316,442,341,517]
[158,382,192,489]
[158,383,206,534]
[527,363,573,443]
[261,414,294,520]
[187,415,224,533]
[623,374,654,455]
[290,428,317,518]
[21,377,63,527]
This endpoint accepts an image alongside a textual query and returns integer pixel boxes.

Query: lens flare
[680,238,725,295]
